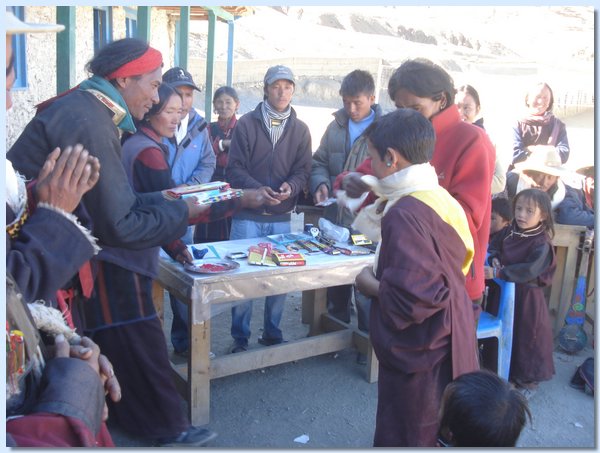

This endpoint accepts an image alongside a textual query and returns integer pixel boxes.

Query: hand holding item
[259,186,283,206]
[240,188,266,209]
[342,172,370,198]
[274,182,292,201]
[313,183,329,205]
[35,144,101,213]
[183,196,211,220]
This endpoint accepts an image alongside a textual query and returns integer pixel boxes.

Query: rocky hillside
[189,6,594,66]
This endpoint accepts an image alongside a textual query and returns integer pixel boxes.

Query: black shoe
[257,336,287,346]
[229,341,248,354]
[158,426,217,447]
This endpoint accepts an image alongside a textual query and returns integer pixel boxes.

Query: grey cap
[162,67,200,91]
[264,65,295,85]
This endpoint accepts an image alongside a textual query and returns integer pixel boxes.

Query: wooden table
[155,237,375,425]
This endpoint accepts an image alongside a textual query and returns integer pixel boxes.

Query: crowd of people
[5,8,593,448]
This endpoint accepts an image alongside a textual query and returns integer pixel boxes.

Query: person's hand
[67,336,121,404]
[313,184,329,204]
[491,257,501,269]
[355,265,379,298]
[273,182,292,202]
[35,144,101,213]
[239,188,266,209]
[184,197,211,220]
[342,172,370,198]
[484,266,495,280]
[259,186,283,206]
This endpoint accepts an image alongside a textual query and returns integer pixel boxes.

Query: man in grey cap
[225,64,312,353]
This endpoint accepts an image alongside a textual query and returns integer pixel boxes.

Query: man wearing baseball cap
[162,67,216,188]
[225,64,312,353]
[5,8,118,447]
[162,66,216,356]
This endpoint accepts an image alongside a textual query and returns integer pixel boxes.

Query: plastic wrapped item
[318,217,350,243]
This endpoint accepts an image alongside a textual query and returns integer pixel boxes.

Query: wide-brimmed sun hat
[514,147,568,177]
[5,9,64,34]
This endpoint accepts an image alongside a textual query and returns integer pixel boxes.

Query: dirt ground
[108,288,595,449]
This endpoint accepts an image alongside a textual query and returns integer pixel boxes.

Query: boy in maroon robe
[355,109,479,447]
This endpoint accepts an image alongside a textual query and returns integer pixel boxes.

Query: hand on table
[35,144,101,213]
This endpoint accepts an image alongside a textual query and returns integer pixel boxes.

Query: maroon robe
[370,196,479,447]
[488,222,556,383]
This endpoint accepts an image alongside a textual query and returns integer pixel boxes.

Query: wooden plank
[188,319,211,425]
[302,288,327,336]
[209,331,353,379]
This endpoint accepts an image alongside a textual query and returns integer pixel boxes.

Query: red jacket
[336,105,494,300]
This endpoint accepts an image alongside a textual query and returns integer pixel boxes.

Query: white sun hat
[5,9,64,34]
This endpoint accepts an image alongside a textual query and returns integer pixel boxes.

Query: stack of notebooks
[164,181,243,205]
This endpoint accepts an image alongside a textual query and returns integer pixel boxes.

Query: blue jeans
[229,218,290,345]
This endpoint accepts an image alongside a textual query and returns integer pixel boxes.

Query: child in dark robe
[485,188,557,397]
[354,109,479,447]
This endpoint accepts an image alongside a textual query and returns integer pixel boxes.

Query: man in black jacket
[225,65,312,353]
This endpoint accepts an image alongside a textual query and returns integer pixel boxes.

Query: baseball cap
[264,65,295,85]
[5,9,65,34]
[162,67,201,91]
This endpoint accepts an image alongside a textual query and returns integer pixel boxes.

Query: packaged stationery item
[163,181,244,205]
[272,251,306,266]
[247,244,277,267]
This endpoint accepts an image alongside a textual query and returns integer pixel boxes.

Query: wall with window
[7,6,173,147]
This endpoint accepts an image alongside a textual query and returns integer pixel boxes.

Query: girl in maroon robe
[485,188,557,392]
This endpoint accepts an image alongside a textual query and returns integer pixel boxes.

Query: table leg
[187,314,211,426]
[302,288,327,336]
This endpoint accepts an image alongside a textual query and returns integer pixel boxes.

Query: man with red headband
[7,38,244,446]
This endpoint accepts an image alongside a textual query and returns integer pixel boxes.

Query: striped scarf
[261,101,291,147]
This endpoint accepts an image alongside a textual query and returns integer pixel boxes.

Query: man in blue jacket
[226,65,312,353]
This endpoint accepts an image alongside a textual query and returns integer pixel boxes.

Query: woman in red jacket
[340,58,495,311]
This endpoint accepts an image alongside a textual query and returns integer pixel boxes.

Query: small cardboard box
[272,251,306,266]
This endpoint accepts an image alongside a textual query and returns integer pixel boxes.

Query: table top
[157,236,374,322]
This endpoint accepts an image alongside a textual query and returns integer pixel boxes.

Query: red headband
[106,46,163,80]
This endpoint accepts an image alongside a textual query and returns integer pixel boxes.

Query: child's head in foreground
[438,370,531,447]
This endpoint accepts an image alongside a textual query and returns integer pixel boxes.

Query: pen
[260,247,267,265]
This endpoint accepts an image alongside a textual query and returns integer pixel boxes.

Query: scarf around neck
[79,75,136,133]
[352,162,440,242]
[261,101,291,146]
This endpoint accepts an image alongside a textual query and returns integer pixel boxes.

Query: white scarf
[352,162,440,242]
[351,162,440,275]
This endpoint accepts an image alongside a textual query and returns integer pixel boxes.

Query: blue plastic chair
[476,278,516,380]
